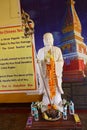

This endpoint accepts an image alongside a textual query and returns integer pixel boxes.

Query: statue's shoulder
[53,46,61,51]
[39,47,45,50]
[38,47,44,53]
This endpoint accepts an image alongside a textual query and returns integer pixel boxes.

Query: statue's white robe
[37,46,64,109]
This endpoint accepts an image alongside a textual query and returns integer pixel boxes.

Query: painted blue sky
[20,0,87,51]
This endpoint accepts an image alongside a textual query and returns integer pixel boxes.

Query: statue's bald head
[43,32,54,47]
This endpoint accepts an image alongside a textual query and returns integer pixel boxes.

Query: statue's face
[43,33,54,47]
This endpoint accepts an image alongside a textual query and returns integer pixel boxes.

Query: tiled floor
[0,107,86,130]
[0,113,28,130]
[79,113,87,130]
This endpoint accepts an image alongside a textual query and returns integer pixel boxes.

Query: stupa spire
[62,0,81,33]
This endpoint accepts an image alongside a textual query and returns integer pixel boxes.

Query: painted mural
[20,0,87,82]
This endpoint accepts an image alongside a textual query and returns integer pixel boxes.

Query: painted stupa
[60,0,87,82]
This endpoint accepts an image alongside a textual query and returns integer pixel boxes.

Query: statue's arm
[55,47,64,77]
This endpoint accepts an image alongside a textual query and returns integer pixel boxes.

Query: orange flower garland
[46,57,57,99]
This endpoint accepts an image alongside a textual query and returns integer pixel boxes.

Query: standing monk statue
[37,32,64,111]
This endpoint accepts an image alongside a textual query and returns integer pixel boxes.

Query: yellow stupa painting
[60,0,87,82]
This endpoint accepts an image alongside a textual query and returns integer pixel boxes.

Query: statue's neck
[44,46,53,50]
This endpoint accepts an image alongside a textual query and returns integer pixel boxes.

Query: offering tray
[42,109,62,121]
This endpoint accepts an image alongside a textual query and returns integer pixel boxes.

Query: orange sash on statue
[46,57,57,99]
